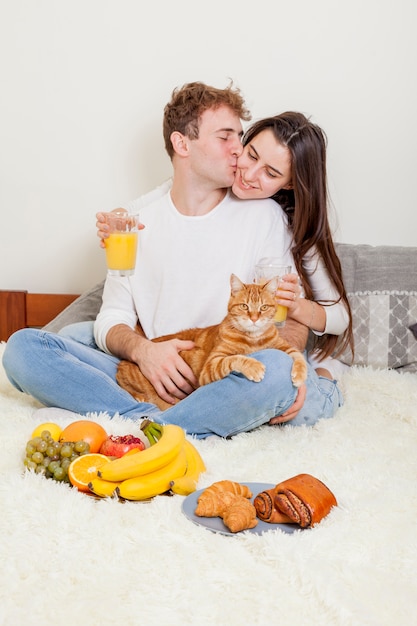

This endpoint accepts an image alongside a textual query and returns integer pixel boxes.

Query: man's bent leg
[2,329,161,419]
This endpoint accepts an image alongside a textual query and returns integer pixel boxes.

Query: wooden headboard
[0,290,79,342]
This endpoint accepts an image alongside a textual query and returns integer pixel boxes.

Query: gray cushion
[43,280,104,333]
[335,243,417,372]
[335,243,417,293]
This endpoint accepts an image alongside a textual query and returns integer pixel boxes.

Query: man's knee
[2,329,36,386]
[3,328,33,362]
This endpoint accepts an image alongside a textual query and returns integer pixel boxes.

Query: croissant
[253,488,295,524]
[222,498,258,533]
[195,490,239,517]
[274,474,337,528]
[194,481,257,532]
[208,480,252,499]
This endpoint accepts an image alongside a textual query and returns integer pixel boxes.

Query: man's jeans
[2,324,343,439]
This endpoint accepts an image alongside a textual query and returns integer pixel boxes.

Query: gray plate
[182,482,301,536]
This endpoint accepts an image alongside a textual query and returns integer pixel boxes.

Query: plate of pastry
[182,481,300,536]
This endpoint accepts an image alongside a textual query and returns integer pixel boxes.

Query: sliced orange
[68,453,111,493]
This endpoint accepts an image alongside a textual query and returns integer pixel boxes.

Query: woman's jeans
[2,323,343,439]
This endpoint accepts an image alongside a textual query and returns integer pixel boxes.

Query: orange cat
[116,274,308,410]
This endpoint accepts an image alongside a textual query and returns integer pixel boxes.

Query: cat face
[228,274,278,333]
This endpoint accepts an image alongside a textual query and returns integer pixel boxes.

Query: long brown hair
[243,112,353,360]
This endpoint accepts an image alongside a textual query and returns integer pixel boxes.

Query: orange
[59,420,108,453]
[68,453,111,492]
[31,422,62,441]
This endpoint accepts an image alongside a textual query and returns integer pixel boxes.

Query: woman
[234,113,353,368]
[97,112,353,375]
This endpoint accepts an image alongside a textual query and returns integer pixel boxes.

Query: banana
[117,446,187,501]
[170,439,206,496]
[98,424,185,482]
[88,476,121,498]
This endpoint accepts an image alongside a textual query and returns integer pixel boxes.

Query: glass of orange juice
[103,211,140,276]
[254,259,292,326]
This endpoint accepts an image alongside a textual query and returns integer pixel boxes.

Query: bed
[0,290,79,342]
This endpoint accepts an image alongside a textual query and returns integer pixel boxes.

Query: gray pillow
[43,281,104,334]
[335,243,417,372]
[339,290,417,371]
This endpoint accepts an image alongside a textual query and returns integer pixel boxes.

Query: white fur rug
[1,341,416,626]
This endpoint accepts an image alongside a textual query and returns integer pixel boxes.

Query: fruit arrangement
[23,418,206,500]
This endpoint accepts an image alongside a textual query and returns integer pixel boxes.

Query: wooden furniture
[0,290,79,342]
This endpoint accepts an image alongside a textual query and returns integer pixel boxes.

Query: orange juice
[105,231,138,274]
[257,279,288,324]
[254,261,291,327]
[272,301,288,324]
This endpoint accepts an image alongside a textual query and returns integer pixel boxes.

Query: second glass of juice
[254,259,292,326]
[104,211,140,276]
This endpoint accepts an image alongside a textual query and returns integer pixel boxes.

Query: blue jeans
[2,324,343,438]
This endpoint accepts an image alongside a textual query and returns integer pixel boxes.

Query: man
[3,82,333,438]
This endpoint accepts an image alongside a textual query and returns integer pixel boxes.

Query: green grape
[70,453,79,462]
[36,439,48,453]
[30,436,42,447]
[74,440,89,454]
[35,465,46,475]
[48,460,60,474]
[40,430,52,440]
[42,456,52,467]
[26,460,37,471]
[60,444,73,458]
[60,458,71,472]
[26,443,36,456]
[53,466,66,481]
[46,445,56,457]
[31,451,44,465]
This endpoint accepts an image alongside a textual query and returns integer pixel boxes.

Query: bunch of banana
[92,421,206,501]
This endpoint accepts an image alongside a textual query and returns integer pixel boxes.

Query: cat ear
[230,273,244,294]
[264,277,279,293]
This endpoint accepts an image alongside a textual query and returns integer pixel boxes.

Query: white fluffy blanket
[1,341,416,626]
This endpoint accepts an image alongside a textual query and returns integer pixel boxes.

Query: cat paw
[291,362,308,387]
[243,362,266,382]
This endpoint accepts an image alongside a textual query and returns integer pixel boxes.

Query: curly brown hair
[163,81,251,159]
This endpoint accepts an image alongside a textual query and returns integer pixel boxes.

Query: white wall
[1,0,415,294]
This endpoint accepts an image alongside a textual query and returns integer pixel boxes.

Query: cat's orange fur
[116,274,308,410]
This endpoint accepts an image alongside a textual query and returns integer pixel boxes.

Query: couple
[3,81,353,438]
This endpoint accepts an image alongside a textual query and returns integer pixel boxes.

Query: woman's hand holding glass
[275,273,304,317]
